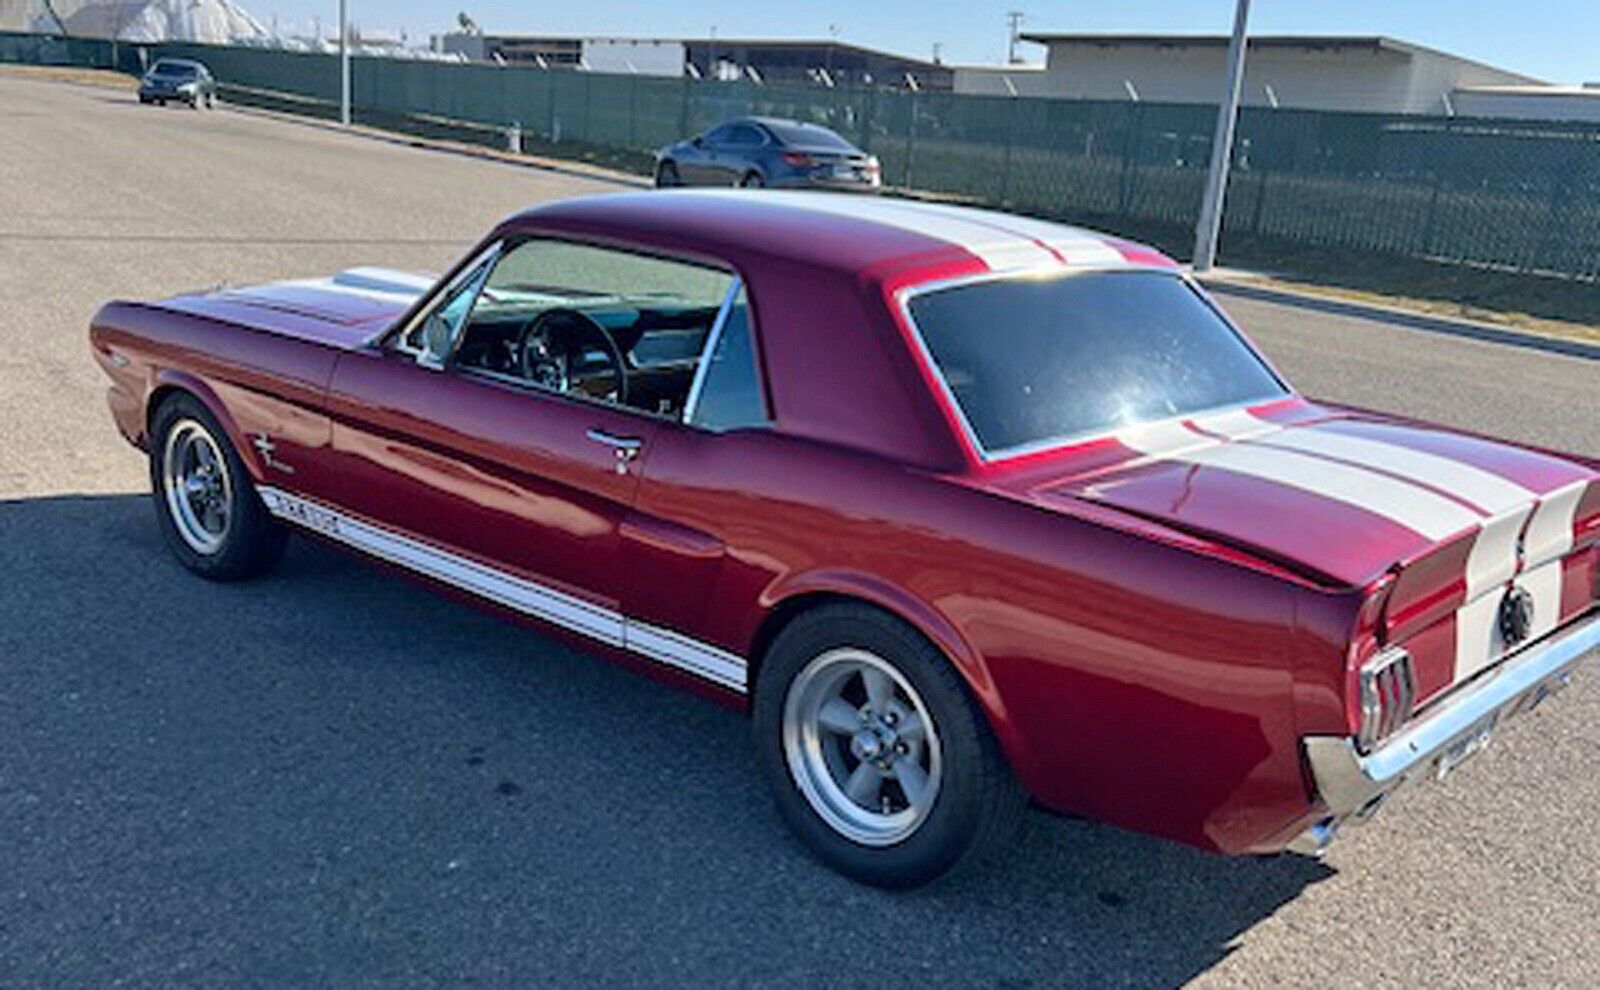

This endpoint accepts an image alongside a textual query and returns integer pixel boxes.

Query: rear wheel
[149,394,287,581]
[753,603,1026,888]
[739,171,764,188]
[654,160,680,188]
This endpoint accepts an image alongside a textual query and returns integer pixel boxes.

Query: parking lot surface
[2,73,1597,989]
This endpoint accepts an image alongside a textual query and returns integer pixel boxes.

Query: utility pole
[1006,11,1025,64]
[338,0,351,126]
[1192,0,1251,272]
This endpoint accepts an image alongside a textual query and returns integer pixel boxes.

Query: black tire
[156,99,166,107]
[149,393,287,581]
[206,93,217,109]
[138,95,152,105]
[753,603,1026,888]
[739,171,765,188]
[654,160,680,188]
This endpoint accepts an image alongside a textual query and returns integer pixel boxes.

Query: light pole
[1191,0,1251,272]
[338,0,351,126]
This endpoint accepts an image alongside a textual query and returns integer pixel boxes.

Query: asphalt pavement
[2,72,1597,989]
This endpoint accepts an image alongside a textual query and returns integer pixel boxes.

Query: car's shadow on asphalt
[2,493,1333,989]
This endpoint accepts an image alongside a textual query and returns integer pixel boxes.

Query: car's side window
[725,124,764,148]
[685,286,769,432]
[703,124,734,146]
[445,238,738,421]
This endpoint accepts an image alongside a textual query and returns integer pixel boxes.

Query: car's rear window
[905,270,1288,456]
[762,121,856,151]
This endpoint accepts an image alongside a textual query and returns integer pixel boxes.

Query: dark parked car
[655,117,881,191]
[138,58,217,109]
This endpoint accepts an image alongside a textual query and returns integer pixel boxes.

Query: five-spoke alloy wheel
[783,647,943,846]
[755,603,1026,888]
[161,418,233,555]
[149,393,287,580]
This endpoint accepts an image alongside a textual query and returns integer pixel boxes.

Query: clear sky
[257,0,1599,85]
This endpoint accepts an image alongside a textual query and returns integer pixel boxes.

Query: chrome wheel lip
[161,419,232,555]
[782,647,943,847]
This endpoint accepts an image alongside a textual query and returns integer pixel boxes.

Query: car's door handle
[586,429,643,473]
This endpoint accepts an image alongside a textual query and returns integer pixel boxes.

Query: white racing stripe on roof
[740,191,1063,270]
[1119,422,1484,541]
[1241,413,1536,516]
[897,200,1128,266]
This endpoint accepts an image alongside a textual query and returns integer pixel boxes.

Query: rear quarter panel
[634,427,1344,854]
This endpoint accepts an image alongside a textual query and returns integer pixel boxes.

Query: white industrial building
[1451,84,1600,124]
[997,33,1540,116]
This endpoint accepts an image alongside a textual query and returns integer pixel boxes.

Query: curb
[1199,277,1600,362]
[217,94,650,190]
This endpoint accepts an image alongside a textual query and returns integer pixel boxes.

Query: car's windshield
[762,121,856,151]
[906,270,1289,457]
[151,62,198,78]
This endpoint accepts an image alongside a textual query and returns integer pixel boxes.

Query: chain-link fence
[7,31,1599,281]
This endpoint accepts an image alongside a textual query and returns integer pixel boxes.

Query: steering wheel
[516,308,629,405]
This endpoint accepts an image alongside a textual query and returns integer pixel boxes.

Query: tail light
[781,152,815,169]
[1356,647,1417,753]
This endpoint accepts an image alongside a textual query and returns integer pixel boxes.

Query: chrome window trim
[257,486,748,691]
[681,278,743,427]
[393,240,504,364]
[892,265,1293,464]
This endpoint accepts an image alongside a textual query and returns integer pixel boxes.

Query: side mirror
[692,135,705,148]
[420,313,455,368]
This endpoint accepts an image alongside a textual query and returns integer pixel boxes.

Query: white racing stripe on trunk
[1119,422,1483,541]
[1191,408,1284,443]
[1466,505,1535,598]
[1454,591,1502,682]
[1242,414,1535,515]
[1454,557,1567,683]
[1522,480,1585,568]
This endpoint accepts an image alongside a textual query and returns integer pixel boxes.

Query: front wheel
[654,160,680,188]
[150,394,287,581]
[753,604,1026,888]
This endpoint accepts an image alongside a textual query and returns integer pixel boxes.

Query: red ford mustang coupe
[90,191,1599,887]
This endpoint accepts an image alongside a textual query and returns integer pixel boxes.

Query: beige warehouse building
[962,34,1540,116]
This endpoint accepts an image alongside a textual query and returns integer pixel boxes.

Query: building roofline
[457,33,945,70]
[1016,32,1544,84]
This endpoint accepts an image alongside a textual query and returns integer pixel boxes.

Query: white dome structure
[2,0,270,44]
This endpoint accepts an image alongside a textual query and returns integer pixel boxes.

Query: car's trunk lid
[980,400,1600,708]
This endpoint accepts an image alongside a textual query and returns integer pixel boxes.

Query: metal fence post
[999,96,1017,204]
[903,90,919,189]
[1419,119,1452,257]
[628,74,638,148]
[1193,0,1252,270]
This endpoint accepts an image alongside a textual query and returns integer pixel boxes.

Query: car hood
[159,267,435,349]
[988,400,1599,591]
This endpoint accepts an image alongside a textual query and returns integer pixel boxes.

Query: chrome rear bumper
[1292,608,1599,854]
